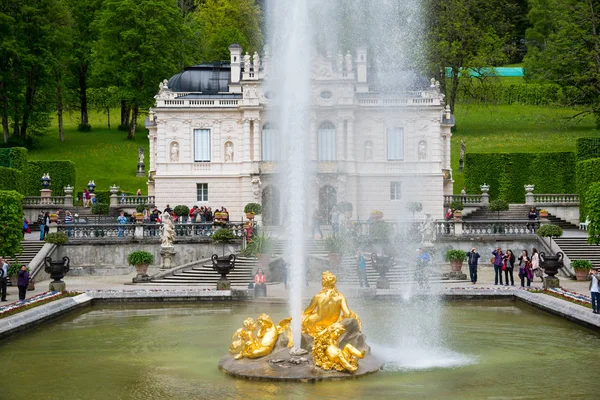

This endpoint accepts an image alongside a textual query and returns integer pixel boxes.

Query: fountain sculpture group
[219,271,383,381]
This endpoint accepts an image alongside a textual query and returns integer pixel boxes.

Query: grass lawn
[27,110,149,195]
[451,104,600,192]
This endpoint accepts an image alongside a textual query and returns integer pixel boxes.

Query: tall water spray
[265,0,313,341]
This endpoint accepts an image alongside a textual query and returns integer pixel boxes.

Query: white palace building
[145,44,454,224]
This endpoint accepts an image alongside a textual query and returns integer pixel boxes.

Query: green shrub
[444,249,467,262]
[337,201,353,213]
[135,204,146,213]
[77,123,92,132]
[323,235,344,254]
[465,152,576,203]
[127,251,154,266]
[173,205,190,217]
[24,160,76,196]
[242,233,273,256]
[448,200,464,211]
[7,263,23,277]
[457,81,580,106]
[488,199,509,219]
[570,260,593,270]
[94,191,111,204]
[406,202,423,214]
[0,190,24,258]
[9,147,27,171]
[91,203,110,215]
[576,158,600,220]
[0,167,24,193]
[576,138,600,161]
[586,182,600,245]
[537,224,563,238]
[44,232,69,244]
[212,228,236,243]
[244,202,262,215]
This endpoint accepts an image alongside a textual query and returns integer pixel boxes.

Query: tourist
[531,248,542,282]
[461,187,467,203]
[518,250,532,287]
[37,211,45,240]
[136,189,141,196]
[589,269,600,314]
[117,211,128,237]
[312,210,323,239]
[83,189,90,207]
[164,204,172,214]
[0,257,8,301]
[143,207,151,222]
[492,247,504,285]
[254,268,267,297]
[17,265,29,301]
[64,210,74,237]
[23,216,30,238]
[416,248,431,289]
[222,207,230,222]
[356,251,369,288]
[206,207,213,222]
[503,249,516,286]
[527,207,538,232]
[467,247,480,284]
[43,212,50,237]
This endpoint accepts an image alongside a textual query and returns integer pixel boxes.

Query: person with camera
[590,269,599,314]
[467,248,480,284]
[502,249,516,286]
[492,247,504,285]
[518,250,532,287]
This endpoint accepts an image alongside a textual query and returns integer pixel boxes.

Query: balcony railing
[57,223,136,239]
[22,196,69,206]
[443,195,483,206]
[533,194,579,205]
[436,219,540,237]
[156,99,240,108]
[116,196,156,206]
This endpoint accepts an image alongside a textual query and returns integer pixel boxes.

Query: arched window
[261,122,279,161]
[318,121,336,161]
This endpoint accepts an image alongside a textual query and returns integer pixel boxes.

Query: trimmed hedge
[576,158,600,220]
[465,152,576,203]
[586,182,600,244]
[24,160,76,196]
[0,190,24,258]
[576,138,600,162]
[0,147,27,170]
[458,82,580,106]
[0,167,24,193]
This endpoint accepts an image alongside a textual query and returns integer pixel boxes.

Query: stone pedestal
[137,162,145,177]
[49,281,66,291]
[134,225,144,240]
[376,278,390,289]
[132,264,151,283]
[443,271,468,280]
[40,189,52,205]
[49,223,58,234]
[160,246,176,269]
[254,284,267,298]
[543,276,560,289]
[217,277,231,291]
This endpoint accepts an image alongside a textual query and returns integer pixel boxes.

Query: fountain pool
[1,300,598,399]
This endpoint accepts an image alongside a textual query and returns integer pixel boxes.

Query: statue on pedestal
[244,52,251,73]
[160,213,175,248]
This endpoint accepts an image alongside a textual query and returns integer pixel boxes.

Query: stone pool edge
[1,288,599,340]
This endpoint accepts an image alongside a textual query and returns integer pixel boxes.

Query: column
[310,117,317,161]
[253,119,261,161]
[346,118,355,161]
[243,119,251,162]
[336,118,344,161]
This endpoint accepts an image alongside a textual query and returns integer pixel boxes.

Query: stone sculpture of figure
[419,214,436,246]
[225,142,234,162]
[345,51,353,72]
[460,140,466,159]
[337,52,343,72]
[160,213,175,247]
[138,147,144,164]
[302,271,361,337]
[364,141,373,161]
[230,314,293,360]
[418,140,427,161]
[312,322,365,373]
[244,52,251,73]
[251,177,262,200]
[253,51,260,72]
[170,142,179,162]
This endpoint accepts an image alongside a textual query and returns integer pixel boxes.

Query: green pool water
[1,300,598,400]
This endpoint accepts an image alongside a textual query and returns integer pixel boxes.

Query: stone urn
[371,253,393,289]
[44,256,70,291]
[211,253,236,290]
[134,264,150,280]
[539,252,563,289]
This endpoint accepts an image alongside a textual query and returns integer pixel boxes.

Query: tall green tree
[92,0,190,139]
[193,0,263,62]
[524,0,600,125]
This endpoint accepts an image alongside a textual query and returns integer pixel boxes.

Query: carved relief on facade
[364,140,373,161]
[170,141,180,162]
[418,140,427,161]
[224,141,234,162]
[251,177,262,201]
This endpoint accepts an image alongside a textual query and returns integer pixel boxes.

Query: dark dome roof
[168,63,232,93]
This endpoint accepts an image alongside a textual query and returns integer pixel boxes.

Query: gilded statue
[302,271,361,337]
[230,314,293,360]
[313,322,365,373]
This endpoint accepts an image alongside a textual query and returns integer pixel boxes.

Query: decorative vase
[135,213,144,223]
[454,210,463,221]
[539,212,548,218]
[450,260,463,272]
[575,268,590,281]
[50,215,58,223]
[211,254,236,290]
[135,263,149,277]
[246,212,255,220]
[539,252,564,277]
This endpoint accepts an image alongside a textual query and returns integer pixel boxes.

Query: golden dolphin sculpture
[230,314,293,360]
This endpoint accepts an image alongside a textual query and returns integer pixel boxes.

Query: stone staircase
[464,204,579,229]
[553,237,600,269]
[543,214,579,230]
[5,241,45,266]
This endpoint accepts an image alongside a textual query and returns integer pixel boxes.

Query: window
[318,121,336,161]
[320,90,333,99]
[390,182,401,200]
[194,129,211,162]
[387,128,404,160]
[196,183,208,202]
[261,123,279,161]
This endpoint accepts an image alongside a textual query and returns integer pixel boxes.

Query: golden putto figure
[313,322,365,372]
[302,271,361,337]
[230,314,292,360]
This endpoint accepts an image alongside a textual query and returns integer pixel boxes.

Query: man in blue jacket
[467,248,480,284]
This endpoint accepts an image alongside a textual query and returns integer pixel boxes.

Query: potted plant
[537,224,563,247]
[323,235,344,266]
[44,232,69,244]
[539,209,549,218]
[370,210,384,221]
[243,233,273,268]
[173,205,190,222]
[406,202,422,220]
[570,260,593,281]
[444,249,467,272]
[488,199,509,219]
[135,204,146,223]
[244,203,262,220]
[337,201,353,219]
[49,213,59,223]
[212,228,236,257]
[449,200,464,220]
[127,251,154,281]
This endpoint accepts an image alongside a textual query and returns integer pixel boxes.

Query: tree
[586,182,600,244]
[88,86,119,129]
[92,0,190,139]
[192,0,263,62]
[0,190,24,258]
[489,199,509,219]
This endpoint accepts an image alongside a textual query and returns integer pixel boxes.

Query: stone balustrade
[156,98,240,108]
[533,194,579,205]
[115,196,156,206]
[443,195,483,206]
[22,196,69,206]
[436,219,540,237]
[57,223,136,239]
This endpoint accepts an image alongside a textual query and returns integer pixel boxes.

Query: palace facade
[146,44,454,224]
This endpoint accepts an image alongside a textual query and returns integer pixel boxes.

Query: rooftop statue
[302,271,361,337]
